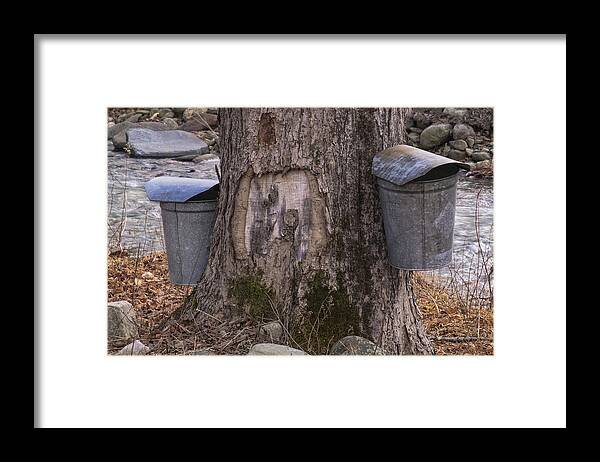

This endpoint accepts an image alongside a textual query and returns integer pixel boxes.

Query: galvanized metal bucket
[372,145,470,270]
[145,176,219,285]
[159,200,217,285]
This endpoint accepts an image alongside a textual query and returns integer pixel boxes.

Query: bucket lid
[372,145,470,186]
[144,176,219,202]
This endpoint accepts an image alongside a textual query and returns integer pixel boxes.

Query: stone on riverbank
[257,321,284,343]
[108,300,138,341]
[471,151,492,162]
[447,149,467,161]
[419,123,452,149]
[329,336,384,355]
[448,139,468,151]
[247,343,306,355]
[452,123,476,140]
[127,129,209,158]
[116,340,150,355]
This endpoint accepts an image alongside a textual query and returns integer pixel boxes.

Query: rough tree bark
[179,108,433,355]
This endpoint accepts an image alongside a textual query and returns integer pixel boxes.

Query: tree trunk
[179,108,433,355]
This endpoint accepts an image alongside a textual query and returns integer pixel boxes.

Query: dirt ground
[108,251,493,355]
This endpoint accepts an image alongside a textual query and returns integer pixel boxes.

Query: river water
[107,152,493,288]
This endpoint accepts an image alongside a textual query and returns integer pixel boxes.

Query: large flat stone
[127,128,209,158]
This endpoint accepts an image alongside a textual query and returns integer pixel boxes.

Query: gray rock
[471,151,491,162]
[117,111,136,123]
[466,136,475,148]
[447,149,467,161]
[448,139,468,151]
[247,343,306,355]
[108,301,138,341]
[172,107,186,116]
[116,340,150,355]
[413,112,432,129]
[125,113,142,123]
[329,336,384,355]
[159,108,174,118]
[107,140,114,151]
[108,121,171,140]
[419,123,453,149]
[257,321,284,343]
[408,127,423,134]
[179,113,218,132]
[443,107,468,120]
[112,130,129,150]
[127,129,209,158]
[162,118,179,129]
[452,123,475,140]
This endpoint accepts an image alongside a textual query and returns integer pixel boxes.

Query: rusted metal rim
[372,144,470,186]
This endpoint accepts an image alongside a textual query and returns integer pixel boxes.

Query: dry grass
[107,251,257,355]
[108,251,493,355]
[414,273,493,355]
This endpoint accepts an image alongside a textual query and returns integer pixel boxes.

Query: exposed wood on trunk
[178,108,433,355]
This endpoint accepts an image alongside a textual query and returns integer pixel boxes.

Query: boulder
[448,139,468,151]
[112,130,128,150]
[471,151,491,162]
[117,111,136,123]
[247,343,306,355]
[329,336,384,355]
[158,108,174,118]
[447,149,467,161]
[466,136,475,148]
[419,123,452,149]
[452,123,475,140]
[443,107,468,120]
[162,118,179,129]
[412,112,432,129]
[257,321,284,343]
[116,340,150,355]
[125,113,142,123]
[126,129,209,158]
[108,300,138,341]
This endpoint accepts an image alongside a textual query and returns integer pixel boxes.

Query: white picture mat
[35,36,566,428]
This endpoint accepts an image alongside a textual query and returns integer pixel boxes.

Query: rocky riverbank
[108,107,492,178]
[107,107,221,161]
[405,108,493,178]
